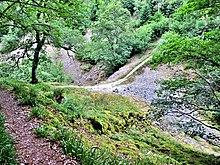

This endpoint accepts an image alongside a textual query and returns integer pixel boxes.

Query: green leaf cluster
[150,0,220,133]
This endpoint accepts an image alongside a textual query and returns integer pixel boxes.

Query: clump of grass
[212,146,220,152]
[35,125,131,164]
[0,79,53,107]
[0,113,17,164]
[29,105,53,119]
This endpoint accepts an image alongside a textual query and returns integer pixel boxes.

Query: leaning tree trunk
[31,31,46,84]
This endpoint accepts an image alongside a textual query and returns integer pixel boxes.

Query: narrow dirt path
[55,53,154,91]
[0,88,78,165]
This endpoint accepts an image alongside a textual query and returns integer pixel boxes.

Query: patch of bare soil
[0,88,78,165]
[46,46,105,86]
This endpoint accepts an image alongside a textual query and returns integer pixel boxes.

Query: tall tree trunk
[31,31,45,84]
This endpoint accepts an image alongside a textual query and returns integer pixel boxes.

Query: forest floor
[0,88,78,164]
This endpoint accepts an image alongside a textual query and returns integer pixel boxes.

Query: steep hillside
[0,79,219,164]
[0,0,219,164]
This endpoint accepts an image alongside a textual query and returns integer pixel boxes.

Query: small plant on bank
[81,63,93,72]
[30,105,53,119]
[0,113,18,164]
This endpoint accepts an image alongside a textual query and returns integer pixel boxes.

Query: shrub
[160,0,183,18]
[121,0,136,15]
[140,3,153,24]
[132,25,153,53]
[149,18,170,40]
[76,38,132,75]
[139,0,181,24]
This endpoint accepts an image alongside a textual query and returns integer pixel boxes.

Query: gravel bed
[111,65,220,149]
[113,65,176,101]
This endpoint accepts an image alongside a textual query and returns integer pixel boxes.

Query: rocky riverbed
[112,65,176,101]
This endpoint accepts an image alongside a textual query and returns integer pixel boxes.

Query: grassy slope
[0,78,219,165]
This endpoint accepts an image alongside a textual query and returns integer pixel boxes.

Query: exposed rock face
[46,46,107,86]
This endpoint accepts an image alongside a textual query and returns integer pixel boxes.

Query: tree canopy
[0,0,87,83]
[150,0,220,136]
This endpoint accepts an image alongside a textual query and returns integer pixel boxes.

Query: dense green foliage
[1,79,220,164]
[0,0,185,78]
[75,0,180,75]
[0,53,71,83]
[0,0,87,82]
[174,0,219,18]
[76,2,133,74]
[150,0,220,133]
[139,0,182,24]
[0,113,17,164]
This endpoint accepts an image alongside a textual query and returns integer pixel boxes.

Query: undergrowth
[0,78,220,165]
[0,112,17,164]
[0,53,72,83]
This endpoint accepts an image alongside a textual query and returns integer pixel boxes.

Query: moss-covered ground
[1,78,219,165]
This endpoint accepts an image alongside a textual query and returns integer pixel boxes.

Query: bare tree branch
[171,110,220,132]
[195,71,220,104]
